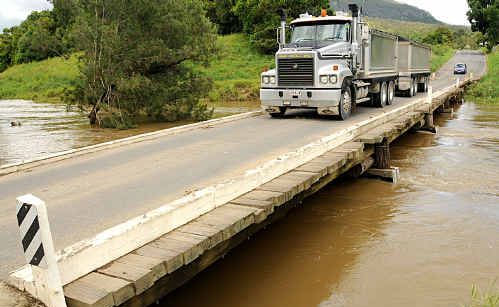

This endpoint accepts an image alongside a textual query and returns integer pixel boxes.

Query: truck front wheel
[338,86,352,120]
[269,107,287,118]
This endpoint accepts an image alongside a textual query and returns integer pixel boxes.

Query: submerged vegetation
[466,49,499,104]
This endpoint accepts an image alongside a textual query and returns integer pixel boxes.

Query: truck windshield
[290,22,350,47]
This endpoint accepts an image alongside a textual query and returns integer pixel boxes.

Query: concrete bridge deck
[0,51,486,307]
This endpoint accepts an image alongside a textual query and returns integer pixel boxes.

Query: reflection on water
[0,100,195,166]
[161,102,499,307]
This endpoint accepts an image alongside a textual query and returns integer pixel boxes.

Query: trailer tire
[387,81,395,105]
[409,78,416,97]
[338,86,352,120]
[373,81,388,107]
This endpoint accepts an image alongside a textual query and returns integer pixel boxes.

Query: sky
[395,0,470,25]
[0,0,471,31]
[0,0,52,31]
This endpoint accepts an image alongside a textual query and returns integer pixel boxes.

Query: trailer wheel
[387,81,395,105]
[373,81,388,107]
[269,107,286,118]
[338,86,352,120]
[423,77,429,92]
[409,78,416,97]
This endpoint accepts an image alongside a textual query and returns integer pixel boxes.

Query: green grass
[465,283,499,307]
[466,50,499,104]
[0,54,79,103]
[431,44,455,72]
[366,17,443,40]
[193,33,274,104]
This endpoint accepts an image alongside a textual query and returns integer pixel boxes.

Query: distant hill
[330,0,441,24]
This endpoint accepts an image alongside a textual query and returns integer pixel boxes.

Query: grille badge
[293,64,299,70]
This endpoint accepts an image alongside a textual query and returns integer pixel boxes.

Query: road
[0,51,486,278]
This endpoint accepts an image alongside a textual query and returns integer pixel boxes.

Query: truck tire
[373,81,388,107]
[409,78,416,97]
[387,81,395,105]
[269,107,286,118]
[338,86,352,120]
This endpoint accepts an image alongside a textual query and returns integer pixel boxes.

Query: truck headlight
[269,76,276,84]
[262,76,270,84]
[320,75,329,84]
[329,75,338,84]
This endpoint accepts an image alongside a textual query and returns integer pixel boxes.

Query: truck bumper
[260,88,342,115]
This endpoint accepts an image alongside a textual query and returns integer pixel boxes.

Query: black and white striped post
[16,194,67,307]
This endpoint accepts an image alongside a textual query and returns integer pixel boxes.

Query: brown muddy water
[0,100,202,166]
[159,103,499,307]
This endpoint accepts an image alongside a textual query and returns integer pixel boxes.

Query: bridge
[0,51,486,307]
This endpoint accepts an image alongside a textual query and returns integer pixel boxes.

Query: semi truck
[260,4,431,119]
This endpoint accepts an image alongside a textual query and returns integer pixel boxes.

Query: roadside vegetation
[193,34,273,103]
[466,283,499,307]
[466,49,499,104]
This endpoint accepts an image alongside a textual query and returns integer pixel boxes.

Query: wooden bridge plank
[195,204,256,240]
[295,161,329,177]
[115,254,166,282]
[64,272,134,307]
[239,190,288,206]
[154,237,203,266]
[133,245,183,274]
[229,198,274,222]
[97,261,155,295]
[65,279,115,307]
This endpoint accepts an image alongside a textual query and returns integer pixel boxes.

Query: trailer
[260,4,432,120]
[397,37,432,96]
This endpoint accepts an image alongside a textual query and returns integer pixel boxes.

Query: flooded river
[0,100,198,166]
[159,103,499,307]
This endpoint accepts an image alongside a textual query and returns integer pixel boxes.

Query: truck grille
[277,58,314,87]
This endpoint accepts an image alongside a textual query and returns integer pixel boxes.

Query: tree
[0,29,14,71]
[69,0,217,128]
[205,0,242,34]
[234,0,329,54]
[14,11,63,64]
[467,0,499,48]
[422,27,454,45]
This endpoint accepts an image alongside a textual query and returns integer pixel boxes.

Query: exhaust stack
[349,4,360,70]
[277,8,287,48]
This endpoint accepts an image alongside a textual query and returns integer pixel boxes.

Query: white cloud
[0,0,52,30]
[394,0,471,25]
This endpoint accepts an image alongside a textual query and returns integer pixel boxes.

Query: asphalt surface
[0,51,486,278]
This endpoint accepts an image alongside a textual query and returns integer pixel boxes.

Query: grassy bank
[466,50,499,104]
[0,54,79,103]
[195,34,273,103]
[431,44,455,72]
